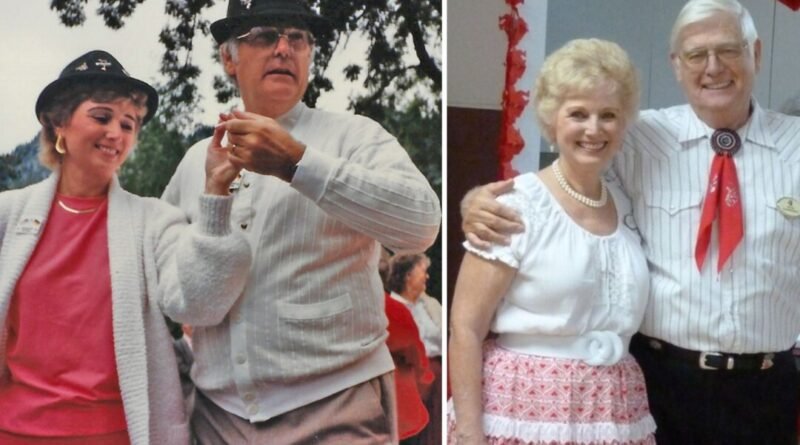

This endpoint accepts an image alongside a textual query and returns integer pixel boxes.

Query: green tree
[379,96,441,298]
[0,136,49,192]
[49,0,441,128]
[49,0,443,297]
[118,120,213,197]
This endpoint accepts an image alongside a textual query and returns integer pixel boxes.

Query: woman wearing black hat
[0,50,251,444]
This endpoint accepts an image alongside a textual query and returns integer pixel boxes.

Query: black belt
[636,334,790,371]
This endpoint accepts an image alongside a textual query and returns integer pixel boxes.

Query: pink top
[0,194,128,438]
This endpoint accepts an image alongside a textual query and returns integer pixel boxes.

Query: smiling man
[161,0,441,443]
[460,0,800,443]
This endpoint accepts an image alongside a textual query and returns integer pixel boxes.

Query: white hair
[670,0,758,53]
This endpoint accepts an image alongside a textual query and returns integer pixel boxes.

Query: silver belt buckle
[761,353,775,370]
[699,351,731,370]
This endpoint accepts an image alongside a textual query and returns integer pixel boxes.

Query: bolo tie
[694,129,744,272]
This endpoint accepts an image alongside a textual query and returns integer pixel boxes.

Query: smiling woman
[46,98,147,196]
[447,38,656,445]
[0,49,252,444]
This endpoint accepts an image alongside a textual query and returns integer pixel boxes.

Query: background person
[0,50,250,445]
[379,248,435,443]
[161,0,441,443]
[387,253,443,444]
[448,38,655,445]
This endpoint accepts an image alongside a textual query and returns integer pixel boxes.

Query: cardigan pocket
[272,293,370,376]
[276,294,353,320]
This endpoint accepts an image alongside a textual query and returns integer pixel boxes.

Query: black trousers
[630,334,799,445]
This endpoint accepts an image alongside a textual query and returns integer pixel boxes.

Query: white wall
[448,0,800,113]
[447,0,508,109]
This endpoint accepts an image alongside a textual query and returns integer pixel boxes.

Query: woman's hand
[204,113,242,195]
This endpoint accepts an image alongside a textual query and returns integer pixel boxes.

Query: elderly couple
[449,0,800,444]
[0,0,440,444]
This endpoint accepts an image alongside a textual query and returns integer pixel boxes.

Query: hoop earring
[55,135,66,154]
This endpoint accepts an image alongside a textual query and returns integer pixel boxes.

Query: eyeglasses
[236,26,315,52]
[678,41,749,71]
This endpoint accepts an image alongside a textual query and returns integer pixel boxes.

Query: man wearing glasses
[461,0,800,443]
[162,0,441,443]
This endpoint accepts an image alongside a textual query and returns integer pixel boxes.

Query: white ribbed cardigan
[0,174,251,444]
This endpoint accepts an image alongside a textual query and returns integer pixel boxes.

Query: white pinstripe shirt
[162,102,441,421]
[612,102,800,353]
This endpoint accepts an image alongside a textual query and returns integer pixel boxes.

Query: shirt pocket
[762,195,800,262]
[640,189,703,260]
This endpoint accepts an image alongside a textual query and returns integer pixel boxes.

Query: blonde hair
[670,0,757,53]
[534,38,639,143]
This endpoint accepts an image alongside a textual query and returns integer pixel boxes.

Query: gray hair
[670,0,758,53]
[220,38,242,88]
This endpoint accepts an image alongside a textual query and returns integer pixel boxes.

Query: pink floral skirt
[448,340,656,445]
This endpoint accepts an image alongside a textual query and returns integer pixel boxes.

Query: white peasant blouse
[465,172,650,366]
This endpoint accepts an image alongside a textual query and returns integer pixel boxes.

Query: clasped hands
[204,110,306,195]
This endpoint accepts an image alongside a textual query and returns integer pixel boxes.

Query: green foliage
[380,96,442,299]
[313,0,441,119]
[119,120,196,197]
[45,0,443,300]
[0,135,49,192]
[49,0,441,125]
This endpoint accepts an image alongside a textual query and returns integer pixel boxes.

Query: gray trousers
[191,373,398,445]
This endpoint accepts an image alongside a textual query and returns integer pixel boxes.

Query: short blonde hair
[534,38,639,143]
[37,82,148,170]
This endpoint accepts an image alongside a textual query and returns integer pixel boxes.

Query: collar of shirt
[676,100,777,152]
[389,291,415,309]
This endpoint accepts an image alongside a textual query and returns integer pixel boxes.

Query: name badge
[15,218,42,235]
[777,197,800,219]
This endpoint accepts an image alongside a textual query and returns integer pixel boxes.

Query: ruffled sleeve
[463,173,550,269]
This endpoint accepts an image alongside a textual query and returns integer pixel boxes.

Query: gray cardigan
[0,174,251,444]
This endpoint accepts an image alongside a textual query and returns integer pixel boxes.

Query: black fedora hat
[35,50,159,125]
[210,0,331,44]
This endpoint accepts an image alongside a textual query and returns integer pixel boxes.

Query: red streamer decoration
[779,0,800,11]
[497,0,530,179]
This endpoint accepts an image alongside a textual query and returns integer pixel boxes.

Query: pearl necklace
[551,159,608,208]
[58,199,99,214]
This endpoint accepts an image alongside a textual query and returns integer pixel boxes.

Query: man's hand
[205,117,242,195]
[460,179,523,249]
[218,110,305,182]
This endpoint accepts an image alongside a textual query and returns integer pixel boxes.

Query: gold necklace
[58,199,99,214]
